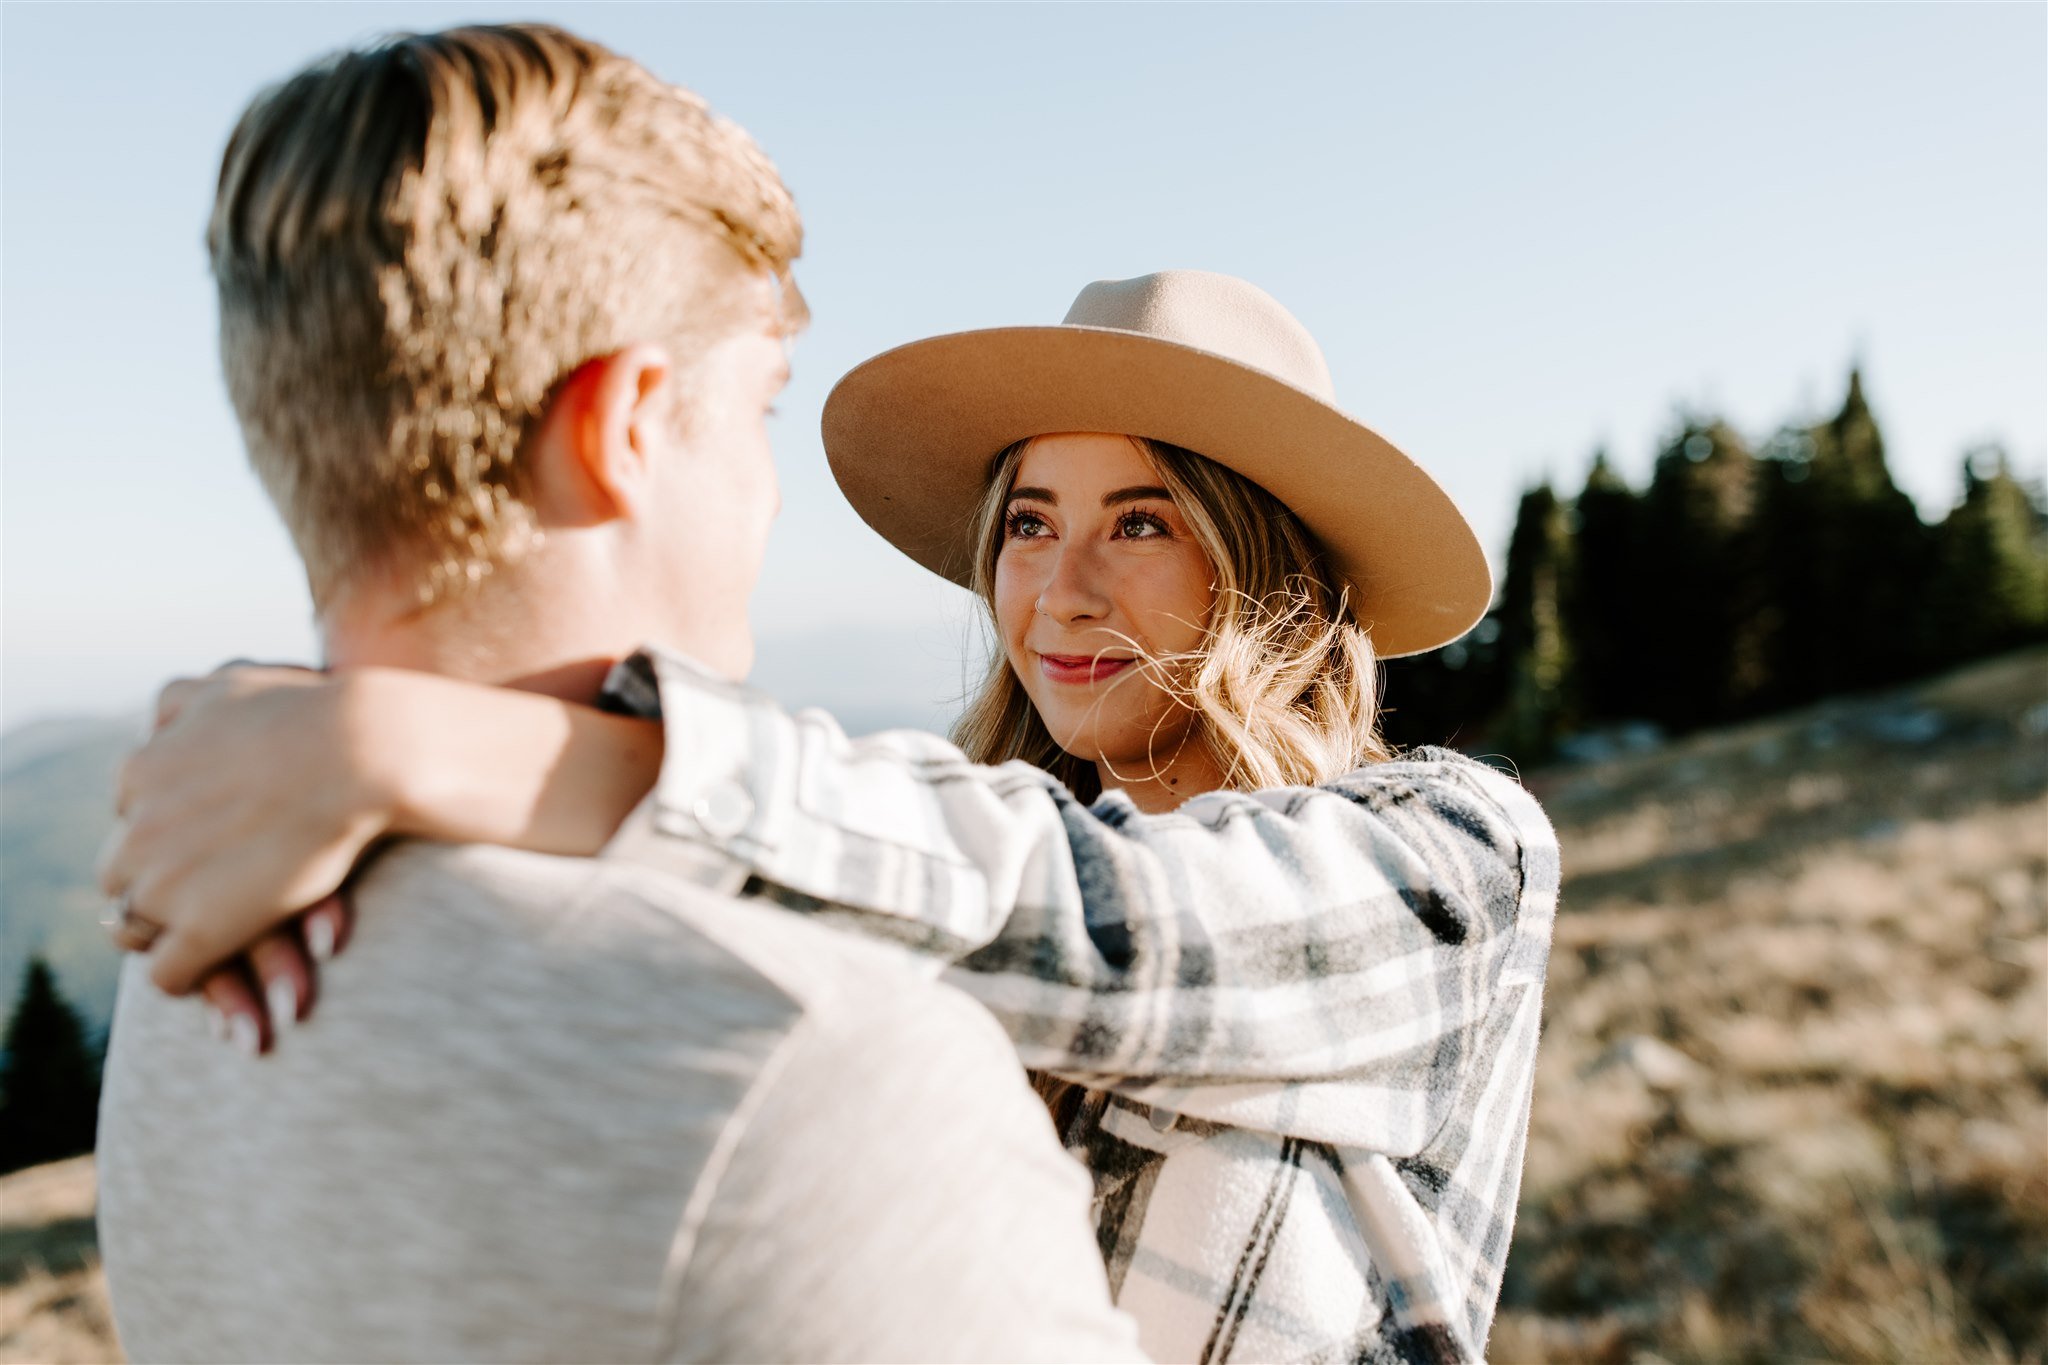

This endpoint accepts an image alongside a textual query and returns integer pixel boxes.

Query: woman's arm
[102,664,664,995]
[371,670,663,855]
[616,648,1563,1148]
[107,648,1560,1149]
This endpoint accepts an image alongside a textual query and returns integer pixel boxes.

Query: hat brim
[821,325,1491,659]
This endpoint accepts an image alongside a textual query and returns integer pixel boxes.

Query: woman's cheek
[1132,560,1213,655]
[992,560,1035,650]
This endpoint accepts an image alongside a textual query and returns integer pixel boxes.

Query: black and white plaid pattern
[609,649,1561,1364]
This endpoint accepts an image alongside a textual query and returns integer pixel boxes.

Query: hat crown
[1061,270,1335,403]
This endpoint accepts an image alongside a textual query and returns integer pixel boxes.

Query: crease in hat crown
[1061,270,1337,403]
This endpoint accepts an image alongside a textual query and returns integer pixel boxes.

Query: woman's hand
[194,897,353,1055]
[99,659,664,1017]
[99,666,401,997]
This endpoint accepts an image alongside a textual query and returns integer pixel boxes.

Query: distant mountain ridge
[1,717,136,1035]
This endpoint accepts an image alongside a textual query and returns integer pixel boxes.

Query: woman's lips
[1038,653,1136,685]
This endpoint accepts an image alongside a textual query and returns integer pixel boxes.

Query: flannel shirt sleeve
[613,648,1557,1150]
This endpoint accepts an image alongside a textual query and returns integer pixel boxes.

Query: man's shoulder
[104,839,961,1161]
[350,839,942,1015]
[97,841,959,1362]
[103,841,820,1128]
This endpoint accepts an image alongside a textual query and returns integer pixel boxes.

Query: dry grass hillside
[1494,646,2047,1363]
[3,647,2042,1364]
[0,1157,111,1364]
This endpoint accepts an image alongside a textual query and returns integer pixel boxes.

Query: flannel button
[1149,1106,1178,1133]
[692,780,754,840]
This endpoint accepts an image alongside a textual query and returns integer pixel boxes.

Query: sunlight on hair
[209,24,804,608]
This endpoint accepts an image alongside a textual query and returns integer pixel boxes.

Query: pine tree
[1815,367,1894,500]
[1564,451,1646,723]
[1757,370,1933,702]
[1377,608,1508,754]
[1639,418,1758,731]
[0,958,102,1175]
[1493,483,1578,760]
[1746,424,1819,715]
[1927,447,2048,663]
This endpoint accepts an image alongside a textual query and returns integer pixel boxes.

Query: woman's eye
[1004,510,1051,539]
[1115,511,1170,539]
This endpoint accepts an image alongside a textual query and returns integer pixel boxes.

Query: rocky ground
[4,647,2043,1364]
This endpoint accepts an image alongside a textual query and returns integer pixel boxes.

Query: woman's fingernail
[306,913,336,962]
[208,1006,231,1042]
[267,977,299,1031]
[230,1014,261,1058]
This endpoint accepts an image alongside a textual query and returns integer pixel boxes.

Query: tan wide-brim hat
[821,270,1490,658]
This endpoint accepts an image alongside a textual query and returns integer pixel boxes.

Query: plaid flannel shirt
[602,648,1561,1365]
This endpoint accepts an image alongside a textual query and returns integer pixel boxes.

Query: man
[94,24,1142,1363]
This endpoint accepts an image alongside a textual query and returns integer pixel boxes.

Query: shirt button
[692,780,754,840]
[1148,1107,1178,1133]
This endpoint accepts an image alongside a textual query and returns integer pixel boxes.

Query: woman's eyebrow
[1103,485,1172,507]
[1007,486,1057,505]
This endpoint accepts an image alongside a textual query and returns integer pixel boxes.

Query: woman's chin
[1047,732,1103,765]
[1043,715,1190,772]
[1050,737,1158,774]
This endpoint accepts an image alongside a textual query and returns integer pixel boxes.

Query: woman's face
[994,433,1217,773]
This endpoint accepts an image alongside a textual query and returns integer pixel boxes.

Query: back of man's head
[209,24,804,611]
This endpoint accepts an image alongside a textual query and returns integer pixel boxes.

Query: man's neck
[319,572,625,706]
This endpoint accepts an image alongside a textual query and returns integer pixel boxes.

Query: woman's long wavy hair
[953,434,1391,1127]
[951,435,1391,804]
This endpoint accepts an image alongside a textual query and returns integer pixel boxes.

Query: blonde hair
[208,24,806,608]
[952,436,1390,804]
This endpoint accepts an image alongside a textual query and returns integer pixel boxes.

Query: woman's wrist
[339,667,448,843]
[321,664,662,856]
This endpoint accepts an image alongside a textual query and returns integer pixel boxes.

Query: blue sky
[4,3,2043,732]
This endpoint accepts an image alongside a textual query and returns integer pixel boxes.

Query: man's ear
[541,345,675,525]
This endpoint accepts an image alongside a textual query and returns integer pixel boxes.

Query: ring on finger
[102,896,165,952]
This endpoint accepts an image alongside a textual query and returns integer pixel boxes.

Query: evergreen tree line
[0,958,103,1175]
[1381,370,2048,762]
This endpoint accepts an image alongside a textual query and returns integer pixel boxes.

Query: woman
[104,271,1559,1365]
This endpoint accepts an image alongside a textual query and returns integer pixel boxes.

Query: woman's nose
[1035,544,1112,623]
